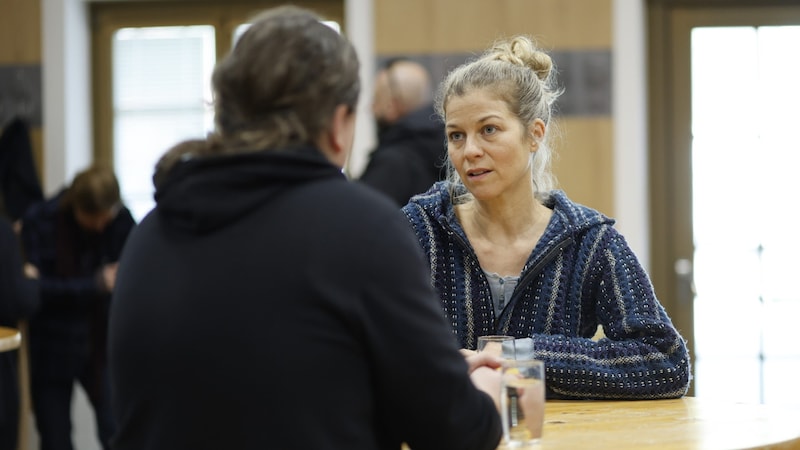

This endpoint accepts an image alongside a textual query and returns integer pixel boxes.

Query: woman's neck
[455,191,552,276]
[458,189,547,245]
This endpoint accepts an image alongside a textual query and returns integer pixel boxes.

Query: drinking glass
[500,359,545,448]
[477,335,516,360]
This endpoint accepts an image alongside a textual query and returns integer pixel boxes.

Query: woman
[402,35,691,400]
[109,6,501,450]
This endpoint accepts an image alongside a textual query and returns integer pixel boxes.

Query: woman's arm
[533,227,691,400]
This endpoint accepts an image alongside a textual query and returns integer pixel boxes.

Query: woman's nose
[463,135,483,157]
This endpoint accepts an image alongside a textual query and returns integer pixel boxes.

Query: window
[691,25,800,405]
[112,26,215,220]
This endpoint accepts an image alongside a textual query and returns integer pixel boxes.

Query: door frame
[647,0,800,395]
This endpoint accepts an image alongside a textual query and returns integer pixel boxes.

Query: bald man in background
[359,59,446,206]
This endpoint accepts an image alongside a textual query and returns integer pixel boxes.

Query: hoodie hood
[407,181,615,240]
[154,146,343,234]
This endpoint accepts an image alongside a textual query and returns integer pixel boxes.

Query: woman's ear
[528,118,546,153]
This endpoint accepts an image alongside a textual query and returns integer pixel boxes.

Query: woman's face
[445,88,543,201]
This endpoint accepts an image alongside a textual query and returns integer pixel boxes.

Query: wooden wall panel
[0,0,41,63]
[29,128,43,179]
[551,118,614,217]
[376,0,612,53]
[0,0,43,185]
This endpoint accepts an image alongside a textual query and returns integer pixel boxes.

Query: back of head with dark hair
[211,6,360,153]
[152,6,361,185]
[64,165,121,214]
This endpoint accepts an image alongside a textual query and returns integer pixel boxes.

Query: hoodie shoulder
[547,190,615,232]
[403,181,450,219]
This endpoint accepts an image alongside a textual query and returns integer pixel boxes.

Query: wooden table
[500,397,800,449]
[0,326,21,352]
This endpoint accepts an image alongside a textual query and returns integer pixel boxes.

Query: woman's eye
[449,132,464,142]
[483,125,497,135]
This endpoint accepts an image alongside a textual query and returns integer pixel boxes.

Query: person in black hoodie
[359,58,446,205]
[0,215,39,450]
[108,6,502,450]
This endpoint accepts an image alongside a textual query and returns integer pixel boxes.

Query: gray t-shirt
[483,270,519,317]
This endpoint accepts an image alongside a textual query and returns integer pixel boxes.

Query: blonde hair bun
[489,36,553,82]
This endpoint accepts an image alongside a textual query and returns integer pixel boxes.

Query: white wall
[42,0,92,197]
[345,0,377,178]
[612,0,650,270]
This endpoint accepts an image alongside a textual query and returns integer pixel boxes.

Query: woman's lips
[467,169,491,178]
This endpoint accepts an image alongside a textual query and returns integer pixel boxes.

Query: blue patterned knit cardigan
[402,182,691,399]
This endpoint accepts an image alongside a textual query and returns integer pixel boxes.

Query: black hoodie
[360,104,446,206]
[109,146,501,450]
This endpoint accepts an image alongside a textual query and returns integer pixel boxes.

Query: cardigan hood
[154,146,344,234]
[406,181,615,242]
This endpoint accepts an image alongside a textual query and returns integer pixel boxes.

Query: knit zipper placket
[440,217,493,343]
[440,214,574,334]
[494,235,574,331]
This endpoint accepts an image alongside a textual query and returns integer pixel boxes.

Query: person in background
[359,58,446,206]
[402,35,691,400]
[0,116,45,230]
[21,165,135,450]
[0,214,39,450]
[109,6,501,450]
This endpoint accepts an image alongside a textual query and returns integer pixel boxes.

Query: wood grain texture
[0,0,41,64]
[375,0,612,54]
[497,398,800,449]
[551,117,614,218]
[29,127,43,180]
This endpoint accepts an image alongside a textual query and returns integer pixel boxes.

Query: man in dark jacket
[21,166,135,450]
[359,59,446,206]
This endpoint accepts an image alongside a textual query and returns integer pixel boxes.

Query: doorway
[649,2,800,403]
